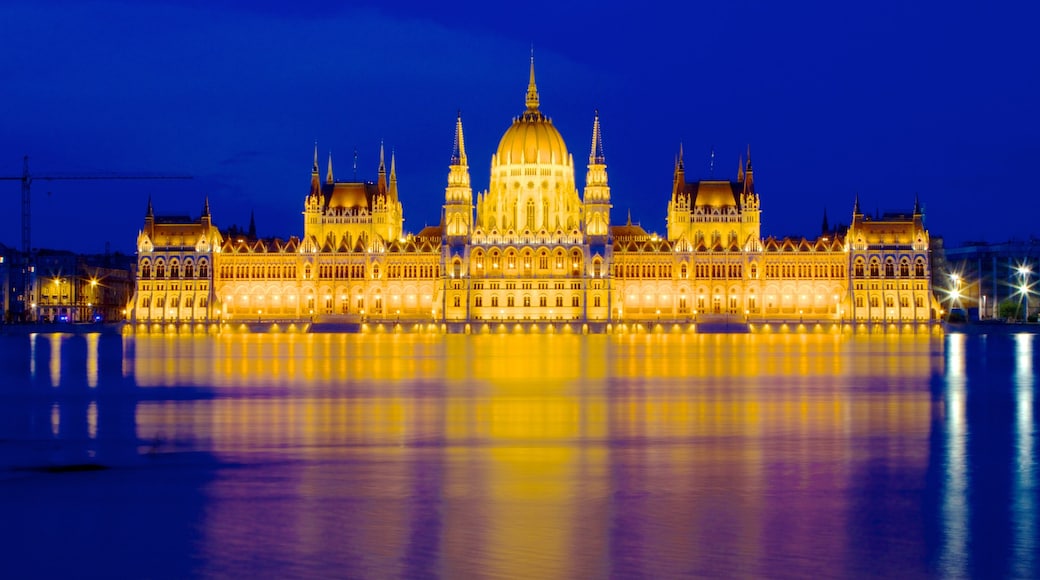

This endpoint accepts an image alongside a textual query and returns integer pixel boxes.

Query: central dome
[494,57,570,166]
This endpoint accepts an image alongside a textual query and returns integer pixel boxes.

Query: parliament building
[131,59,941,330]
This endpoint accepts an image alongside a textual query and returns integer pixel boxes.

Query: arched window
[680,263,688,279]
[199,260,209,278]
[452,259,462,278]
[854,260,864,277]
[885,261,894,277]
[170,261,180,278]
[185,261,194,278]
[141,261,151,278]
[749,263,758,279]
[156,260,166,278]
[526,199,536,231]
[915,261,925,277]
[869,260,879,277]
[899,260,910,277]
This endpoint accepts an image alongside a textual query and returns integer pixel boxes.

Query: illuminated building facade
[131,58,941,327]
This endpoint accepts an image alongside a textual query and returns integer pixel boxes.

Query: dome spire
[526,48,540,111]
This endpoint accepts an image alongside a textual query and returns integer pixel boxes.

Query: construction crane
[0,155,191,319]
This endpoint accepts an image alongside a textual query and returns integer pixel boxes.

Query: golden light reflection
[86,333,99,388]
[125,332,941,577]
[48,333,63,387]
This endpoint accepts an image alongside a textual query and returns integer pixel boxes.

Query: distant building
[32,249,135,323]
[941,240,1040,320]
[132,58,941,327]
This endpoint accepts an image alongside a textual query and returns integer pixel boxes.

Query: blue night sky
[1,0,1037,254]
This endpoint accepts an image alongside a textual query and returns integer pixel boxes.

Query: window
[523,296,531,307]
[856,296,863,308]
[539,296,547,307]
[555,296,563,307]
[900,262,909,277]
[885,262,894,277]
[199,261,208,278]
[539,254,548,270]
[142,297,151,308]
[171,262,180,278]
[141,262,151,278]
[854,261,864,277]
[594,296,601,308]
[157,261,166,278]
[200,297,208,308]
[915,262,925,277]
[870,296,879,308]
[185,263,194,278]
[915,296,923,308]
[572,296,580,307]
[507,296,515,307]
[869,262,879,277]
[526,199,536,230]
[593,261,602,278]
[680,263,688,278]
[453,296,461,308]
[475,296,483,307]
[491,296,499,307]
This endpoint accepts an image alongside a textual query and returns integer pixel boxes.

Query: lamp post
[1016,264,1031,321]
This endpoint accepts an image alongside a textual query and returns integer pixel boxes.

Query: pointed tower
[144,196,155,237]
[583,110,611,238]
[444,111,473,241]
[821,207,829,235]
[201,196,211,229]
[305,142,324,236]
[667,143,690,241]
[377,141,387,196]
[739,144,761,241]
[388,150,399,204]
[326,151,334,184]
[309,141,322,198]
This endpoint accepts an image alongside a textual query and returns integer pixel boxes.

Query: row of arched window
[853,257,926,278]
[140,295,209,309]
[140,258,209,279]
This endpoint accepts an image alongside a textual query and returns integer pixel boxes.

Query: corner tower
[583,110,611,238]
[443,112,473,241]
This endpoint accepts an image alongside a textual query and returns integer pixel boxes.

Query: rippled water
[0,330,1036,578]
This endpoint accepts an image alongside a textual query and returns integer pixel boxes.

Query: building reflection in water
[11,330,1035,576]
[122,332,944,576]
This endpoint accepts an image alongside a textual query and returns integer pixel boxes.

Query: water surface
[0,331,1035,578]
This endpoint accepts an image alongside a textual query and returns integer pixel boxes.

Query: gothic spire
[821,207,829,234]
[525,49,540,111]
[738,155,745,181]
[326,151,334,184]
[146,196,154,218]
[589,109,605,164]
[853,193,861,215]
[377,141,387,193]
[248,210,256,239]
[202,196,210,218]
[312,140,319,174]
[677,142,685,171]
[913,193,921,215]
[451,111,467,165]
[745,144,753,173]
